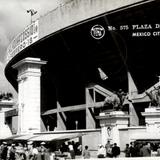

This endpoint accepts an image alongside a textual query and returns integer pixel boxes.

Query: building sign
[6,20,39,63]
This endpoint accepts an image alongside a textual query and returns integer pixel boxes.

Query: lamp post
[75,120,78,130]
[98,67,108,80]
[27,9,37,23]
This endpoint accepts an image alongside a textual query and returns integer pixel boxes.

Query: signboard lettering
[6,20,39,63]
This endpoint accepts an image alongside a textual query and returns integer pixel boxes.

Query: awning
[1,134,22,140]
[0,135,13,140]
[13,134,38,140]
[5,108,18,118]
[29,133,82,142]
[1,133,83,142]
[1,134,37,141]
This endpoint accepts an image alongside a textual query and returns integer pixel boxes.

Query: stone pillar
[56,102,66,130]
[97,111,129,146]
[85,88,96,129]
[12,57,46,134]
[128,72,139,126]
[142,107,160,133]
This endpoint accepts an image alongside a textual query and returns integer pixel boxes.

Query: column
[56,101,66,130]
[142,107,160,133]
[97,111,129,146]
[85,88,96,129]
[12,57,46,134]
[127,72,139,126]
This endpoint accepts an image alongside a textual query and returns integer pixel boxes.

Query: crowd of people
[96,141,120,158]
[95,140,160,158]
[124,141,160,157]
[0,141,52,160]
[59,141,82,159]
[0,140,121,159]
[82,140,160,158]
[2,140,160,159]
[0,140,83,160]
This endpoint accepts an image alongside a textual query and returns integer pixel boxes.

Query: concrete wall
[119,127,146,151]
[39,0,146,39]
[82,131,101,157]
[6,0,151,75]
[12,116,18,134]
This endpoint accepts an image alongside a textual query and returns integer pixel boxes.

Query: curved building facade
[4,0,160,134]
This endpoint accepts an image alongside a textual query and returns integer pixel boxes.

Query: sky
[0,0,63,97]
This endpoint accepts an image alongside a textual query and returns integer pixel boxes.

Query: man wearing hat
[40,142,45,145]
[27,141,34,160]
[27,141,33,145]
[97,145,106,158]
[40,142,46,160]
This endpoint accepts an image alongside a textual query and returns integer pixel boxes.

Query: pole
[75,121,78,130]
[27,9,37,24]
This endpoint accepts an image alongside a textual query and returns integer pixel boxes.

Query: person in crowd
[0,143,2,159]
[44,148,51,160]
[76,142,82,155]
[105,141,112,157]
[6,144,11,160]
[157,144,160,156]
[32,144,38,160]
[71,141,77,155]
[40,142,46,160]
[36,147,43,160]
[60,142,68,154]
[82,145,90,159]
[19,152,26,160]
[16,143,24,154]
[27,141,35,160]
[129,142,137,157]
[8,144,16,160]
[112,143,120,158]
[140,142,151,157]
[1,142,8,160]
[124,144,130,157]
[15,143,25,160]
[97,145,106,158]
[24,146,30,160]
[68,141,75,159]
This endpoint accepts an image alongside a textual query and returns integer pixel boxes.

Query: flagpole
[27,9,37,24]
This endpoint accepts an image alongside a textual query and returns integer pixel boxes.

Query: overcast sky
[0,0,62,95]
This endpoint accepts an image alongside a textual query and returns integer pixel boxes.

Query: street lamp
[75,120,78,130]
[98,67,108,80]
[27,9,37,23]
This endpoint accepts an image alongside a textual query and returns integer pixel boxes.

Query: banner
[6,20,39,63]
